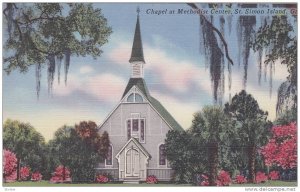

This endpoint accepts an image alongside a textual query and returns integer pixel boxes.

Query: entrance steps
[123,177,140,184]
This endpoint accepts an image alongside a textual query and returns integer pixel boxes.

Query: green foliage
[49,121,110,182]
[3,3,112,97]
[252,16,297,85]
[165,130,205,184]
[252,15,297,115]
[3,119,46,179]
[3,3,112,73]
[224,90,272,182]
[189,106,234,185]
[224,90,271,145]
[274,108,297,126]
[166,106,236,185]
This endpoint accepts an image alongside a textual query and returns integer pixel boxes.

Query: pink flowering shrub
[20,166,30,181]
[199,174,209,186]
[3,149,17,183]
[96,175,109,183]
[269,171,280,180]
[146,175,158,184]
[235,174,247,184]
[217,170,231,186]
[261,122,297,170]
[50,165,71,183]
[255,171,268,183]
[31,172,42,181]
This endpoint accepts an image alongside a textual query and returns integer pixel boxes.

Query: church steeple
[129,7,145,78]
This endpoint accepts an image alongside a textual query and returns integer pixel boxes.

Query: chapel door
[125,148,140,177]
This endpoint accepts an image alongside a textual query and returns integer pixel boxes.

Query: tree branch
[187,3,234,65]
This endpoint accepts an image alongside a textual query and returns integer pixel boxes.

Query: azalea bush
[269,171,280,180]
[235,174,247,184]
[261,122,297,169]
[217,170,231,186]
[255,171,268,183]
[31,172,42,181]
[96,175,109,183]
[50,165,72,183]
[3,149,17,183]
[20,166,30,181]
[146,175,158,184]
[199,174,209,186]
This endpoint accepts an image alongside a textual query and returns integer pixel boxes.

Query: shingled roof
[122,78,184,131]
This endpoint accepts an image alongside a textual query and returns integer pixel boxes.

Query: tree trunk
[17,158,20,181]
[63,165,66,181]
[248,145,256,183]
[208,142,218,186]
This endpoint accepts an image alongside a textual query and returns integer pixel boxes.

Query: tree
[165,130,205,183]
[189,106,234,186]
[252,14,297,116]
[274,108,297,126]
[75,121,110,157]
[50,121,110,182]
[3,119,46,181]
[224,90,272,183]
[187,3,296,107]
[261,122,297,170]
[48,125,74,181]
[3,3,112,97]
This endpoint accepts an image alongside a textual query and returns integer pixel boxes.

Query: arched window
[127,93,134,102]
[159,144,166,166]
[135,93,143,102]
[126,92,143,102]
[105,144,113,166]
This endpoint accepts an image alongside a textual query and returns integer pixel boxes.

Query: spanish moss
[64,49,71,85]
[276,81,297,116]
[35,63,41,99]
[200,15,224,104]
[225,4,233,35]
[269,62,274,97]
[6,4,14,37]
[219,16,226,105]
[256,48,263,85]
[238,4,257,89]
[56,55,63,84]
[47,54,55,94]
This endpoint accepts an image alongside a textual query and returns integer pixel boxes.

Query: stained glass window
[159,144,166,165]
[132,119,139,131]
[106,144,113,165]
[127,120,131,140]
[140,119,145,142]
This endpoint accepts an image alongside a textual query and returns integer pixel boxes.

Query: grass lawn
[232,180,297,187]
[3,180,297,187]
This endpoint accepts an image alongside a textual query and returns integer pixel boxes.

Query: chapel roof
[122,78,184,131]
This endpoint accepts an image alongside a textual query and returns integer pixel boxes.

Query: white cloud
[83,74,126,103]
[108,41,213,95]
[79,65,94,74]
[53,73,127,103]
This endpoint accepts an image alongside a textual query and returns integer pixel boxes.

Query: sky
[2,3,292,141]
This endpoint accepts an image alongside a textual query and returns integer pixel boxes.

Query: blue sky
[2,3,291,141]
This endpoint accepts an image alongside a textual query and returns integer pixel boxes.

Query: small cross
[137,6,140,15]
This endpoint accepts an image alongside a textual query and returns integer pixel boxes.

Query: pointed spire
[129,7,145,64]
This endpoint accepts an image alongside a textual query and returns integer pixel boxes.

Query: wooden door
[125,148,140,177]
